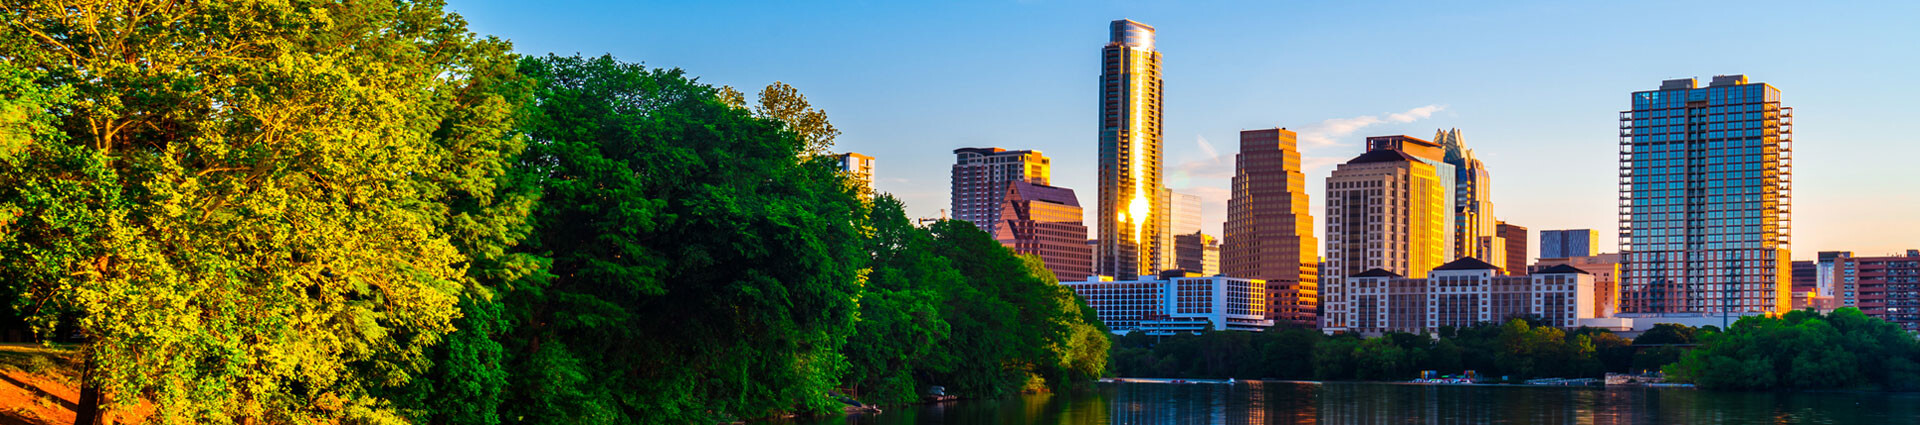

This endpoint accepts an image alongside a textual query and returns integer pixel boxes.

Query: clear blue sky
[449,0,1920,261]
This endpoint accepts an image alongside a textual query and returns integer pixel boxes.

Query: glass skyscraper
[1096,19,1164,280]
[1618,75,1793,315]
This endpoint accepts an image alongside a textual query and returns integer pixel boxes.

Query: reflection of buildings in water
[1108,383,1232,425]
[1231,381,1265,425]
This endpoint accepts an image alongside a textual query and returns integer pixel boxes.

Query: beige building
[1330,258,1596,335]
[833,152,875,199]
[1320,144,1449,330]
[951,147,1050,232]
[1533,253,1622,318]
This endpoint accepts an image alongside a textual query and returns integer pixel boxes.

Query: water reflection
[789,381,1920,425]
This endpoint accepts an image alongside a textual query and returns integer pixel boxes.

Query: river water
[786,381,1920,424]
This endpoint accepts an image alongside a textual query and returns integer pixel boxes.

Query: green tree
[752,82,840,156]
[0,1,524,422]
[841,195,956,404]
[501,55,869,423]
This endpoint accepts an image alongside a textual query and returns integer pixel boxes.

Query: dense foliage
[0,1,525,423]
[1665,308,1920,391]
[1111,320,1643,382]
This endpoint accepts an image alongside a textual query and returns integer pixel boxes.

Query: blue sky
[449,0,1920,260]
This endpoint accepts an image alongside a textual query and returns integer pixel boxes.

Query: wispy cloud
[1195,135,1220,164]
[1297,105,1447,147]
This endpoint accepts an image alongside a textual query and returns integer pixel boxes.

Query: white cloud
[1195,134,1220,164]
[1297,104,1447,147]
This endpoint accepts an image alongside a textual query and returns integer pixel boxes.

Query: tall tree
[0,0,525,422]
[504,55,868,423]
[753,82,839,156]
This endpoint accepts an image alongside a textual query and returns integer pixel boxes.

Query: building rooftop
[1353,268,1402,278]
[1433,257,1502,271]
[1008,181,1080,208]
[1345,149,1419,165]
[1534,264,1591,275]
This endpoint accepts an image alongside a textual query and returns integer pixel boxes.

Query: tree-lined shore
[0,2,1105,423]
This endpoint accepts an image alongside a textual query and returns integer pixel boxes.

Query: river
[782,381,1920,424]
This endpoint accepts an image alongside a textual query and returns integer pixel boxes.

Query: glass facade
[1617,76,1793,314]
[1097,19,1165,280]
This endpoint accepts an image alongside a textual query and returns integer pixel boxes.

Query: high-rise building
[993,181,1091,282]
[1096,19,1165,280]
[1541,229,1600,259]
[1532,253,1622,318]
[1617,75,1793,315]
[834,152,875,199]
[952,148,1051,232]
[1435,129,1495,263]
[1367,135,1457,258]
[1320,146,1448,330]
[1224,128,1320,327]
[1174,231,1218,275]
[1498,221,1528,276]
[1155,189,1202,271]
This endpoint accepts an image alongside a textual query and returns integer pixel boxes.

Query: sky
[448,0,1920,261]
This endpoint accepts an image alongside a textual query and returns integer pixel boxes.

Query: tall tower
[951,148,1051,232]
[1435,129,1495,263]
[1618,75,1793,315]
[1097,19,1165,280]
[1319,145,1448,330]
[1223,128,1319,327]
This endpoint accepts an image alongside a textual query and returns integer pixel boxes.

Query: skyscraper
[1224,128,1319,327]
[1157,189,1201,270]
[993,181,1092,282]
[833,152,875,199]
[1096,19,1165,280]
[1320,145,1448,330]
[951,147,1051,233]
[1541,229,1599,259]
[1367,135,1457,258]
[1435,129,1495,263]
[1497,221,1528,276]
[1618,75,1793,315]
[1174,231,1217,275]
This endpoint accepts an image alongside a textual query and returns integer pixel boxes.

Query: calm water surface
[786,381,1920,424]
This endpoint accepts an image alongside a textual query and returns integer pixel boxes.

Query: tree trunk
[75,355,102,425]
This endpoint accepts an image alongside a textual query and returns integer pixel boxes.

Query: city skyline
[448,1,1920,261]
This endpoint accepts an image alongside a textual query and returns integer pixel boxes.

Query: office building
[993,181,1091,282]
[1367,135,1458,256]
[1224,128,1320,327]
[1156,189,1202,270]
[1617,75,1793,315]
[1320,145,1448,330]
[1096,19,1166,280]
[952,148,1051,232]
[1542,229,1600,259]
[1174,231,1219,276]
[1328,258,1595,335]
[1819,251,1852,306]
[1533,253,1622,318]
[1827,250,1920,330]
[1498,221,1528,275]
[1435,129,1496,263]
[1063,271,1273,335]
[833,152,875,199]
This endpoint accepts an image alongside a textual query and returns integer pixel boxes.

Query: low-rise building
[1327,257,1594,336]
[1064,271,1274,335]
[1532,253,1622,318]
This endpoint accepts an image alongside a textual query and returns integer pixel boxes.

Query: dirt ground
[0,344,151,425]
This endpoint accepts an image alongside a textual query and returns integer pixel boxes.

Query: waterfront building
[993,181,1091,282]
[1096,19,1166,280]
[1223,128,1320,327]
[1174,231,1220,276]
[1542,229,1600,259]
[1063,271,1274,335]
[1435,129,1496,263]
[1330,257,1595,335]
[1533,253,1622,318]
[1831,250,1920,330]
[1498,221,1528,276]
[951,147,1051,232]
[833,152,875,199]
[1617,75,1793,315]
[1320,146,1448,330]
